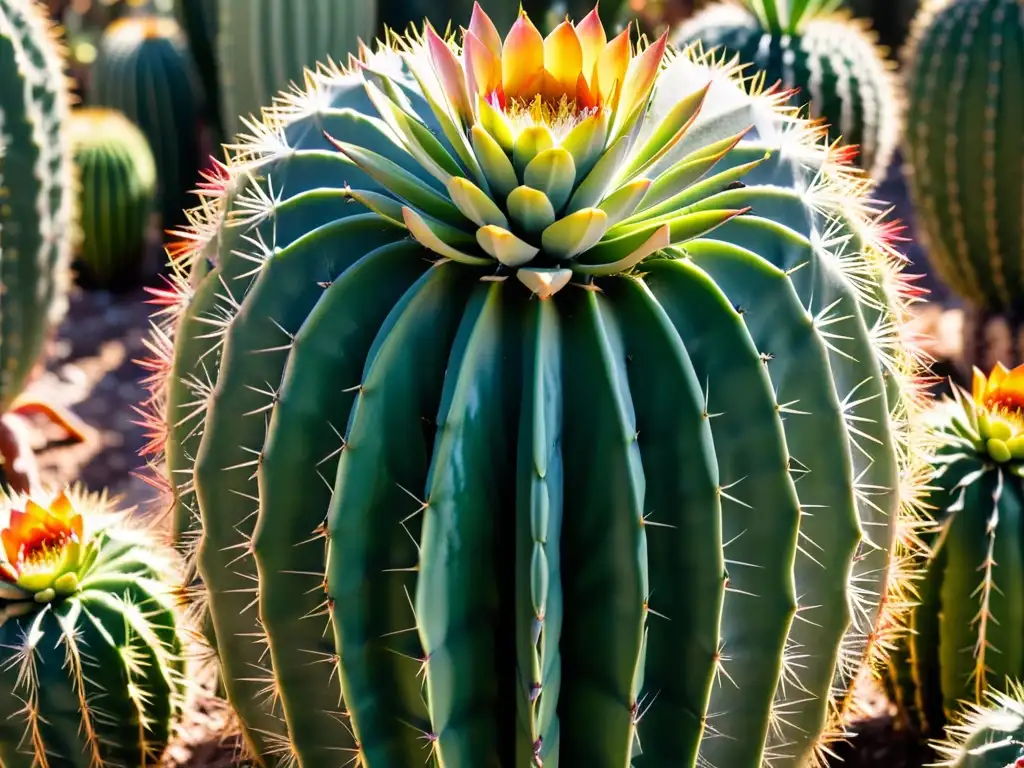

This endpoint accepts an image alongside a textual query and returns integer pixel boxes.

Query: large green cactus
[674,0,900,179]
[889,363,1024,738]
[933,681,1024,767]
[91,14,203,232]
[217,0,378,141]
[142,7,931,766]
[902,0,1024,372]
[0,0,84,493]
[70,107,157,291]
[0,486,186,766]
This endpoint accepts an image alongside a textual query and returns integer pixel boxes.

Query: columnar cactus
[934,681,1024,767]
[217,0,377,140]
[142,6,931,766]
[902,0,1024,370]
[674,0,900,179]
[0,487,186,766]
[0,0,87,493]
[175,0,221,143]
[890,364,1024,738]
[70,108,157,291]
[91,15,203,231]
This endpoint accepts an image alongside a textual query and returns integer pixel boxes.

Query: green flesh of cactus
[890,384,1024,739]
[150,17,928,768]
[217,0,377,142]
[933,682,1024,768]
[91,15,203,232]
[0,489,185,767]
[902,0,1024,340]
[176,0,222,144]
[674,0,900,180]
[70,108,157,290]
[0,0,74,414]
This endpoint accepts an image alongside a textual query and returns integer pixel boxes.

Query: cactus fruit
[142,6,931,766]
[0,487,186,767]
[674,0,900,179]
[217,0,378,141]
[0,0,90,494]
[69,108,158,291]
[890,363,1024,738]
[91,14,203,232]
[933,681,1024,767]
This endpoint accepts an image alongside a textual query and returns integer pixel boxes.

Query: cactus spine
[0,487,186,767]
[217,0,377,141]
[902,0,1024,370]
[70,108,157,291]
[933,681,1024,767]
[890,364,1024,738]
[90,15,203,232]
[0,0,75,414]
[674,0,901,179]
[143,7,930,766]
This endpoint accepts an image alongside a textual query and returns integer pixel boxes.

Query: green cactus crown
[736,0,848,33]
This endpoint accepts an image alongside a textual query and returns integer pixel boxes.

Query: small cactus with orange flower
[0,487,185,767]
[932,681,1024,767]
[142,4,932,765]
[889,363,1024,738]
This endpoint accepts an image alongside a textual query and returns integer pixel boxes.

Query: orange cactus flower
[427,3,668,129]
[973,362,1024,417]
[0,489,85,594]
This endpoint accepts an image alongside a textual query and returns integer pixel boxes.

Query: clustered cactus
[91,14,203,231]
[0,487,185,767]
[901,0,1024,373]
[890,364,1024,738]
[69,107,157,290]
[140,5,930,765]
[674,0,901,180]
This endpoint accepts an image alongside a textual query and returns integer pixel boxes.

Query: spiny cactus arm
[600,276,724,764]
[643,258,800,766]
[416,282,517,764]
[933,681,1024,767]
[193,215,407,755]
[325,263,473,766]
[687,233,862,752]
[515,298,566,765]
[254,241,432,765]
[938,467,1024,716]
[553,288,649,765]
[913,536,950,733]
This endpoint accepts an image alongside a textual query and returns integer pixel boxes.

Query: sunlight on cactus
[139,4,934,766]
[933,680,1024,767]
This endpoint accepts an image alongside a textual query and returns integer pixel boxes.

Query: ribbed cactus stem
[142,9,932,766]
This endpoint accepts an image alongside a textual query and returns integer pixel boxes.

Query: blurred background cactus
[901,0,1024,375]
[674,0,901,179]
[0,486,186,767]
[90,13,203,232]
[69,108,158,291]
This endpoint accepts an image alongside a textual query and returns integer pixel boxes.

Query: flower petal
[543,21,583,96]
[425,26,472,122]
[1,529,17,567]
[464,31,500,102]
[502,12,544,100]
[973,366,989,403]
[613,31,668,133]
[595,28,631,107]
[469,2,502,58]
[575,5,606,86]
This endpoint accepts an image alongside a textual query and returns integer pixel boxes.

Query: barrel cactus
[217,0,377,141]
[91,14,203,232]
[674,0,900,180]
[934,681,1024,767]
[141,5,930,766]
[70,107,158,291]
[0,0,89,494]
[0,486,186,766]
[902,0,1024,371]
[890,363,1024,738]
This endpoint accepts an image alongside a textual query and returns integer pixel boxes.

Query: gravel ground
[20,153,953,766]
